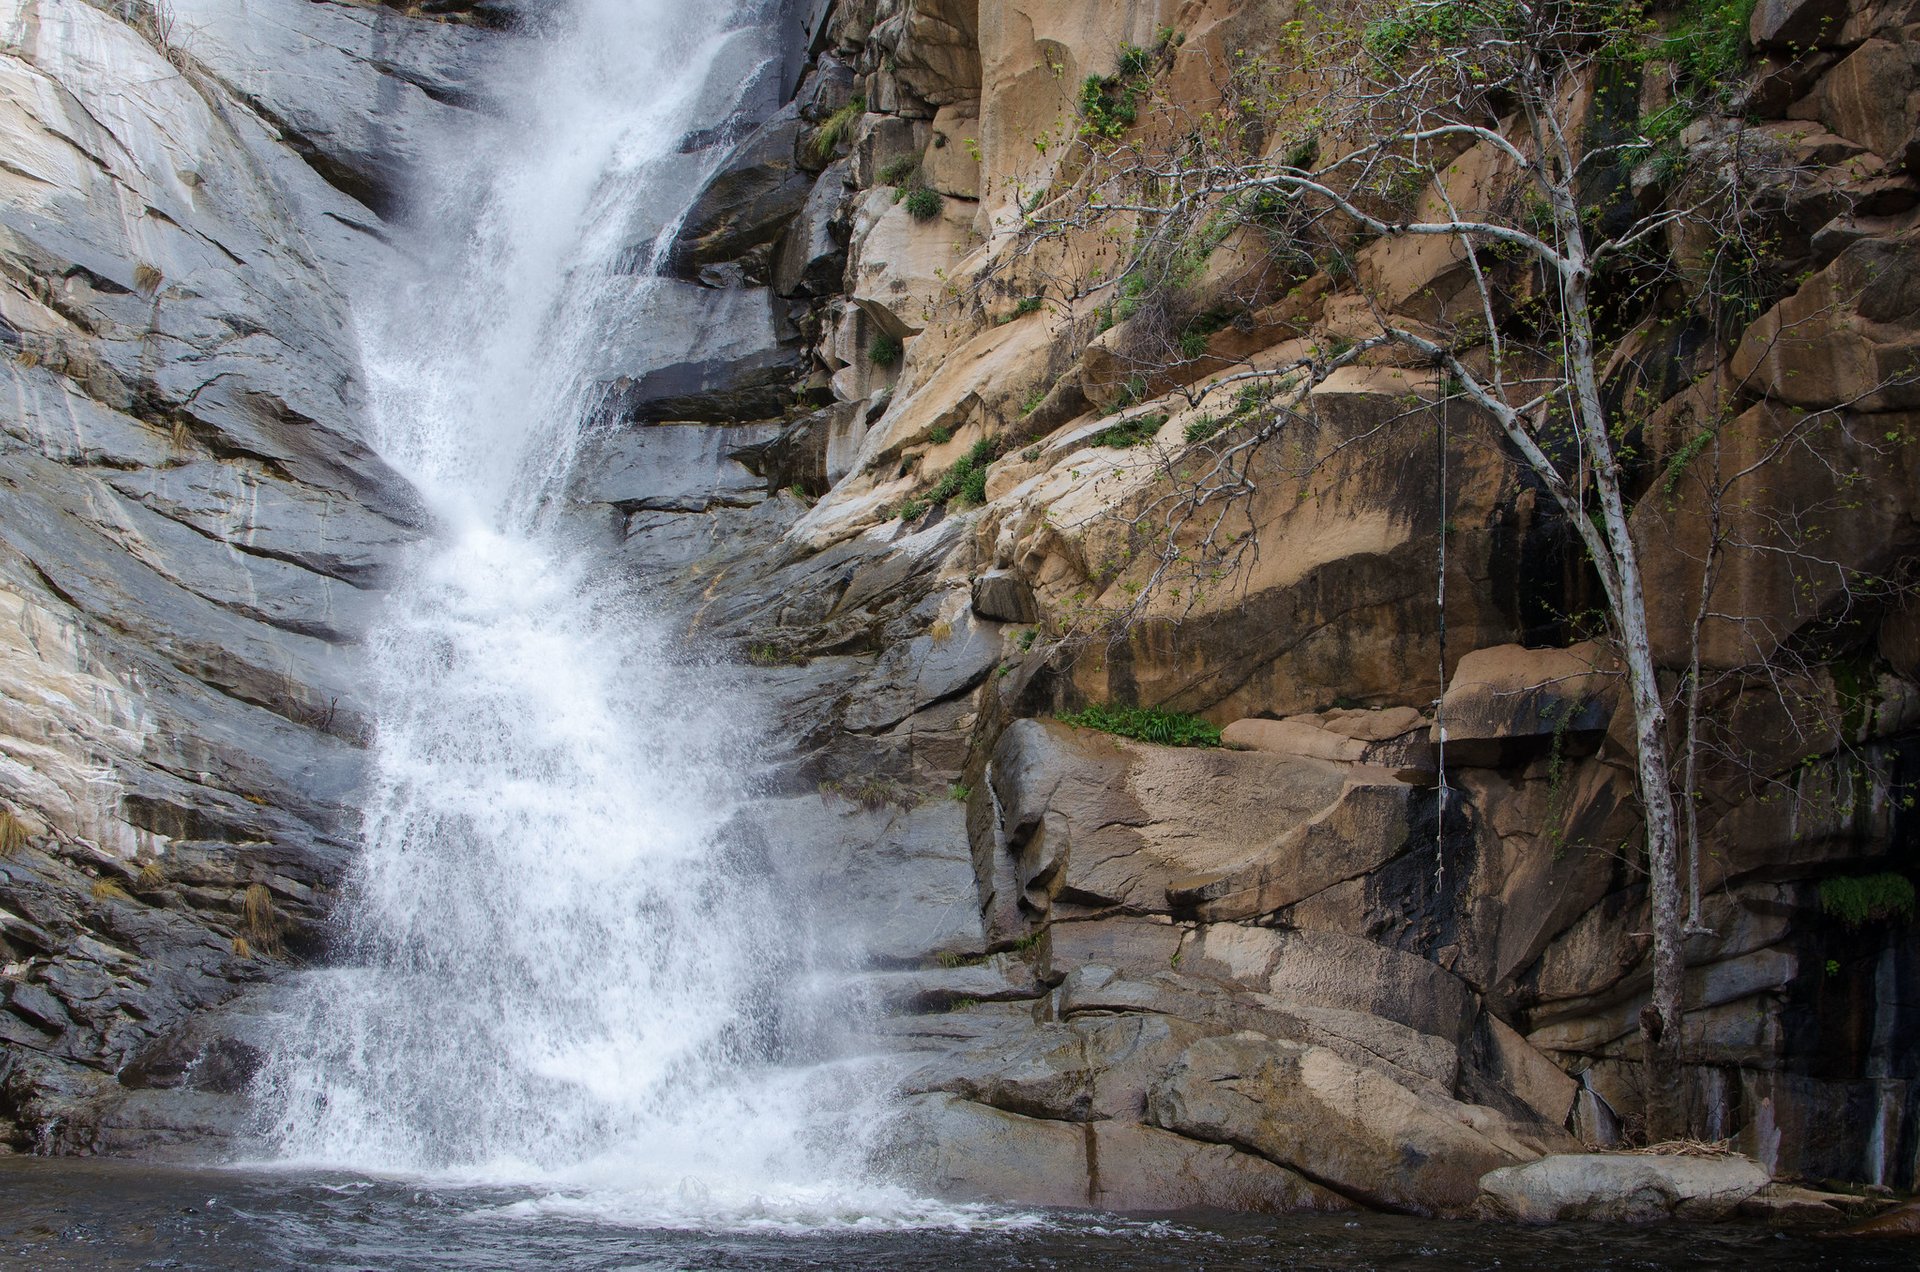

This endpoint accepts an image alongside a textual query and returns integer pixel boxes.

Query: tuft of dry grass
[0,809,31,857]
[242,883,273,934]
[230,935,252,959]
[136,859,166,890]
[90,877,130,903]
[133,263,164,295]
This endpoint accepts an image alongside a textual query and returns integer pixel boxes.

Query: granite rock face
[0,0,465,1149]
[583,0,1920,1213]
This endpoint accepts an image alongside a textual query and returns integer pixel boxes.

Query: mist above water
[249,0,921,1223]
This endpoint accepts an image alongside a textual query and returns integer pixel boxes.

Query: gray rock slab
[1477,1153,1772,1223]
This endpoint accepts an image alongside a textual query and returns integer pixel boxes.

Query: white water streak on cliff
[251,0,918,1222]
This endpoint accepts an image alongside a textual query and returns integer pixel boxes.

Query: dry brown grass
[90,877,131,903]
[1628,1138,1741,1158]
[0,810,31,857]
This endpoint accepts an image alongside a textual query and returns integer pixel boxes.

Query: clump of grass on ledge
[904,184,943,221]
[1061,703,1221,747]
[868,333,903,368]
[899,436,999,518]
[1092,412,1165,448]
[877,156,919,188]
[809,95,864,162]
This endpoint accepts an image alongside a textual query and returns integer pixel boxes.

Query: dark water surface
[0,1158,1906,1271]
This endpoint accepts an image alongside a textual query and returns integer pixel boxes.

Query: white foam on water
[248,0,927,1227]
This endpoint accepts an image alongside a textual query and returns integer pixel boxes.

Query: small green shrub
[877,156,919,187]
[929,425,953,444]
[1011,295,1044,319]
[904,185,943,221]
[1079,73,1141,139]
[1092,413,1166,448]
[1116,42,1154,76]
[868,333,903,367]
[1818,874,1916,928]
[1184,414,1224,444]
[896,497,928,522]
[948,782,972,802]
[919,435,1001,510]
[1061,702,1222,747]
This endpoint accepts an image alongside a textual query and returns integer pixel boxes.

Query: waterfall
[250,0,907,1222]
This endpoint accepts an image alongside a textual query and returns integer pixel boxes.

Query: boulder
[970,569,1039,622]
[1222,718,1368,763]
[573,424,779,513]
[1165,778,1417,922]
[923,100,983,198]
[885,1092,1091,1208]
[1477,1153,1772,1223]
[668,109,813,272]
[1149,1031,1559,1215]
[772,160,852,297]
[1435,642,1615,768]
[1730,231,1920,413]
[1091,1122,1353,1214]
[984,719,1349,915]
[1749,0,1849,50]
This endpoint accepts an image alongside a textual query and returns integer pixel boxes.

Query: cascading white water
[251,0,920,1222]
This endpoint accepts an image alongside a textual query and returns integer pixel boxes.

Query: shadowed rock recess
[1,0,1916,1219]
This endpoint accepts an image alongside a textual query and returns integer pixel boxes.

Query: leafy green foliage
[1818,874,1916,928]
[1364,0,1519,59]
[1082,70,1136,139]
[1061,702,1222,747]
[1184,413,1224,443]
[868,333,903,367]
[1092,413,1166,448]
[903,436,1001,518]
[904,184,944,221]
[1664,0,1759,96]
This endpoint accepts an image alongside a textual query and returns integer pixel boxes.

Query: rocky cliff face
[0,0,1914,1215]
[0,0,499,1149]
[601,0,1919,1210]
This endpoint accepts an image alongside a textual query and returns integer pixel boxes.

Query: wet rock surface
[0,0,456,1149]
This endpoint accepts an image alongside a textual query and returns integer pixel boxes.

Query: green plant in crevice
[1818,873,1916,928]
[877,156,919,188]
[809,95,865,162]
[899,436,1001,519]
[868,333,903,368]
[904,184,943,221]
[1061,702,1222,747]
[1091,413,1166,448]
[1184,413,1224,444]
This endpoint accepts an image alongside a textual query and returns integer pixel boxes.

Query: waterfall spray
[251,1,911,1221]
